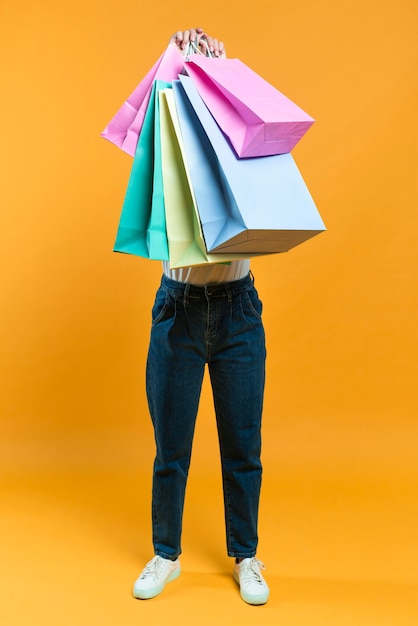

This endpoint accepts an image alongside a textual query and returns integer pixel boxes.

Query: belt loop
[249,270,255,284]
[225,283,232,303]
[183,283,190,307]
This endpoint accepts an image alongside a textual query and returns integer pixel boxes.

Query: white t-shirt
[162,259,250,285]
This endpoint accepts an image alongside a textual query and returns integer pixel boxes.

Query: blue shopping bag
[172,76,326,254]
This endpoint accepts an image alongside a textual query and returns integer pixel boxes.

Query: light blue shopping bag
[172,76,326,254]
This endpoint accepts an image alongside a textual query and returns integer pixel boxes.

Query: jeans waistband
[160,272,254,301]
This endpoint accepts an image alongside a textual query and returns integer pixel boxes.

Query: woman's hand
[169,27,226,57]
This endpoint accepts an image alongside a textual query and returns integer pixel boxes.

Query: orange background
[1,1,417,624]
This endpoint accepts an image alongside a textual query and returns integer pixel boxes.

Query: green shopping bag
[159,88,258,269]
[113,80,171,260]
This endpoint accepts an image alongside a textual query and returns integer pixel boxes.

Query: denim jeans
[146,272,266,560]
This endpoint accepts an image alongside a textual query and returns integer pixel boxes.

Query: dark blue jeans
[146,273,266,560]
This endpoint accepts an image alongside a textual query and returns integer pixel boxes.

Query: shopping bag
[113,80,171,260]
[101,44,185,156]
[172,76,326,254]
[147,81,170,259]
[159,89,263,268]
[184,55,315,158]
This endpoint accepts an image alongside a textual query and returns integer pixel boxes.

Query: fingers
[201,35,226,57]
[169,27,204,51]
[169,28,226,57]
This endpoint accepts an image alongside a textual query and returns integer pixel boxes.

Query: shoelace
[140,557,166,581]
[239,558,266,585]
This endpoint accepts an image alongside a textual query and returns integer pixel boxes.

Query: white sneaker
[133,555,181,599]
[233,557,270,605]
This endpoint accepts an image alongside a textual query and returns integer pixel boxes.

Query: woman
[132,27,270,606]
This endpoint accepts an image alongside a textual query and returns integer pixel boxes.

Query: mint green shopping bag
[113,80,171,260]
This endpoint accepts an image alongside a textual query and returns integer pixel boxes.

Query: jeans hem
[228,551,257,559]
[154,550,181,561]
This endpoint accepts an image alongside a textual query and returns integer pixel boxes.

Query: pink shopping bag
[184,55,315,158]
[101,43,185,156]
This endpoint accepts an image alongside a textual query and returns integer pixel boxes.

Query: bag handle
[182,38,214,61]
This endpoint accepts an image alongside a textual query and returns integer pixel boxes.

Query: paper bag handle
[183,38,214,60]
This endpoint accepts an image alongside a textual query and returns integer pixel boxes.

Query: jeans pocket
[151,289,175,326]
[242,287,263,320]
